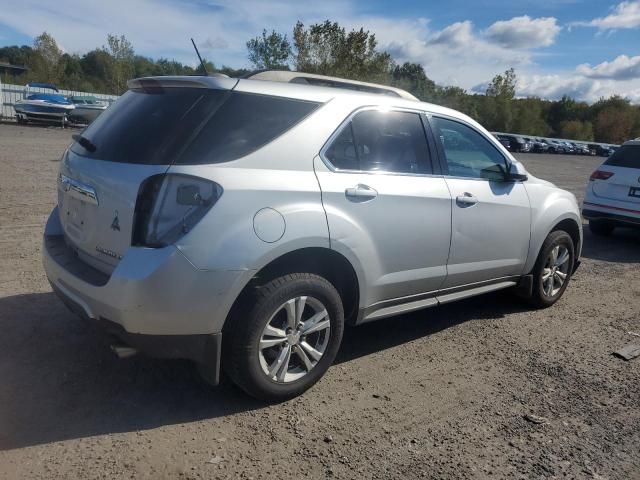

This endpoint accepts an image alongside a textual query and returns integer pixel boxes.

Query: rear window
[71,88,320,165]
[604,145,639,168]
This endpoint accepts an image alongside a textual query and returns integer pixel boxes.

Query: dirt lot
[0,123,638,480]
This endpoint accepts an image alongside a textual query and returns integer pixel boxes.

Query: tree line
[1,25,639,144]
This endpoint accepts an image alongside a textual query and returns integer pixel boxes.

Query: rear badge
[95,245,123,260]
[111,210,120,231]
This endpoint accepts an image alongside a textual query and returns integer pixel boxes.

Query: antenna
[191,38,209,75]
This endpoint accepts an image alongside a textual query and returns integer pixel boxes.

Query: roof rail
[245,70,419,101]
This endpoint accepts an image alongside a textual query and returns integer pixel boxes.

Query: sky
[0,0,639,103]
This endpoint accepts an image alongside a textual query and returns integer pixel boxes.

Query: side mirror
[506,163,528,182]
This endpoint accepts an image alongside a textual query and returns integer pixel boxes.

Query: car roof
[623,139,640,146]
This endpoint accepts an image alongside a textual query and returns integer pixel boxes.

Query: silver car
[43,72,582,401]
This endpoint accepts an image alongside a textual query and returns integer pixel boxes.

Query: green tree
[511,98,551,137]
[484,68,516,131]
[292,20,393,82]
[559,120,594,141]
[246,29,291,70]
[103,34,134,94]
[391,62,437,101]
[29,32,63,83]
[594,108,633,144]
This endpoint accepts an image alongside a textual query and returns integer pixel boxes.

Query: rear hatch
[592,144,640,205]
[57,76,237,274]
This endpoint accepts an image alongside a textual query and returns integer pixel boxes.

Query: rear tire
[528,231,575,309]
[589,219,615,236]
[222,273,344,402]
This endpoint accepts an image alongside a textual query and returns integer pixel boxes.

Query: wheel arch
[551,218,582,255]
[224,247,361,330]
[527,213,582,274]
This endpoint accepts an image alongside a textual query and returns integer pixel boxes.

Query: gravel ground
[0,124,638,480]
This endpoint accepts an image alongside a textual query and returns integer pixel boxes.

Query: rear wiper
[72,134,97,153]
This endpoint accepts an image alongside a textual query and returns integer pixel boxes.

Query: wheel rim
[258,296,331,384]
[542,245,571,297]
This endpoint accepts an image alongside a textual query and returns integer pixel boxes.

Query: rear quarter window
[604,145,639,169]
[178,92,319,165]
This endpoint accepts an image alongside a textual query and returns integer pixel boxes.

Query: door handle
[345,184,378,201]
[456,192,478,207]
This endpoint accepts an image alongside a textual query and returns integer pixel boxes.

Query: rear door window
[604,145,639,169]
[71,88,320,165]
[324,110,433,174]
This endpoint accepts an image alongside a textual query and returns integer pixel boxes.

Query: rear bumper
[43,206,251,336]
[583,208,640,227]
[50,280,222,383]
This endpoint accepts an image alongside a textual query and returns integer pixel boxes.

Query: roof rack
[245,70,419,101]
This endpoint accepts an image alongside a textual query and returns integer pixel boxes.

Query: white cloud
[430,21,476,47]
[577,55,640,80]
[485,16,560,49]
[369,18,531,88]
[200,36,229,50]
[515,73,640,104]
[572,1,640,30]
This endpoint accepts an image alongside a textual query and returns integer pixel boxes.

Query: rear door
[427,115,531,288]
[314,108,452,307]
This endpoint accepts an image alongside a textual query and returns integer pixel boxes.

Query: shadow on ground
[0,289,529,451]
[580,226,640,263]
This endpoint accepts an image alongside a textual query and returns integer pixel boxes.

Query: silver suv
[43,72,582,401]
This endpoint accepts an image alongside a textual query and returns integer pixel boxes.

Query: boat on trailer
[68,95,108,124]
[14,83,75,126]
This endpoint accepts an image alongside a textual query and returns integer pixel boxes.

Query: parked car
[43,72,583,401]
[524,137,549,153]
[562,141,576,154]
[539,138,556,153]
[571,142,591,155]
[497,134,532,153]
[493,133,512,150]
[548,140,568,154]
[583,139,640,235]
[588,144,614,157]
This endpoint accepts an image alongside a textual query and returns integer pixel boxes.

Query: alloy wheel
[542,245,571,297]
[258,296,331,383]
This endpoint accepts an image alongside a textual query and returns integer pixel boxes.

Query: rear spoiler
[127,76,238,91]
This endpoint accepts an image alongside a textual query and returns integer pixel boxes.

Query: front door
[427,115,531,288]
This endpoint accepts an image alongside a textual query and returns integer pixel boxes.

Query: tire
[589,219,615,237]
[528,231,575,309]
[221,273,344,402]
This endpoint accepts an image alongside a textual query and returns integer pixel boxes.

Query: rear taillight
[589,170,614,181]
[132,174,222,247]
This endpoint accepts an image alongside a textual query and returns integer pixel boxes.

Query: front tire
[528,231,575,309]
[589,219,615,236]
[222,273,344,402]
